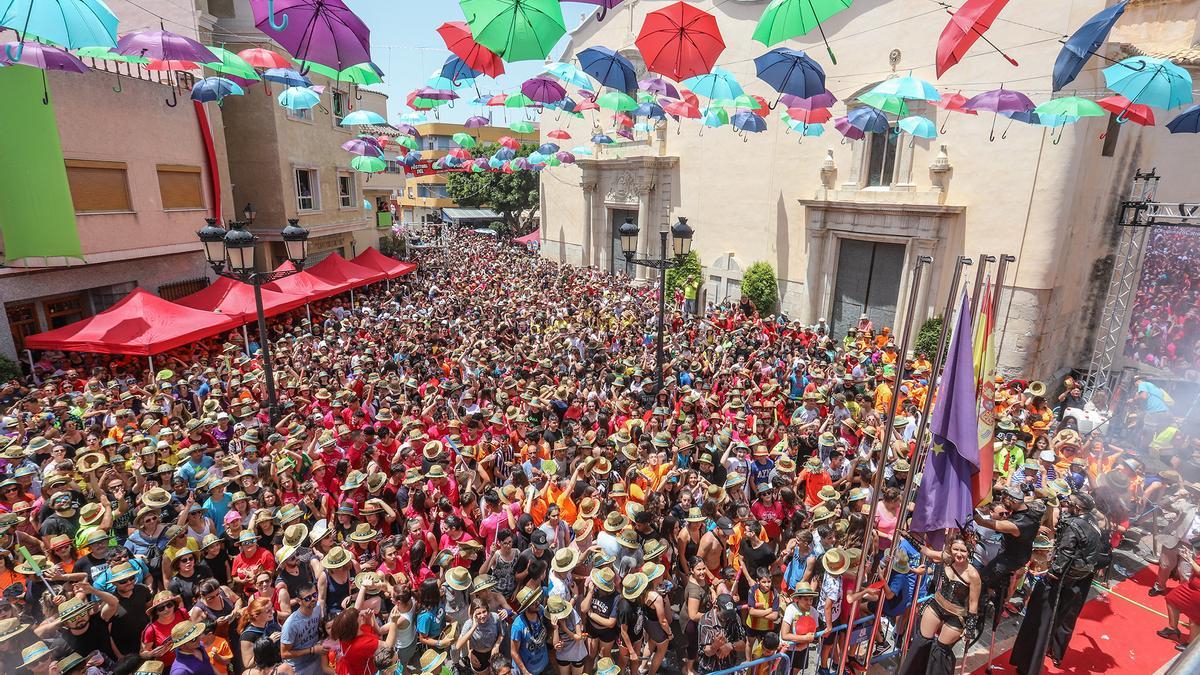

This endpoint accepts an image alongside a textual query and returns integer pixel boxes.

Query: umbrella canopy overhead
[1103,56,1193,110]
[751,0,851,62]
[521,75,567,103]
[1096,95,1154,126]
[596,90,637,111]
[1053,0,1127,92]
[731,110,767,133]
[0,0,118,54]
[437,20,505,77]
[1167,104,1200,133]
[898,115,937,138]
[0,41,87,71]
[545,61,592,89]
[636,1,724,81]
[116,29,215,62]
[846,105,888,132]
[682,66,742,99]
[352,247,416,279]
[251,0,371,71]
[935,0,1016,78]
[460,0,566,62]
[341,136,383,156]
[203,47,259,79]
[754,47,825,98]
[578,46,637,93]
[870,75,940,102]
[340,109,386,126]
[1034,96,1105,118]
[963,87,1033,113]
[191,76,245,103]
[833,115,865,139]
[440,54,481,83]
[238,47,292,69]
[262,67,311,87]
[277,85,320,109]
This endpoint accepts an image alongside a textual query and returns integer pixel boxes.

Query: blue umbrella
[488,156,504,169]
[1103,56,1193,111]
[1167,104,1200,133]
[683,67,743,100]
[537,142,560,154]
[731,110,767,133]
[340,109,387,126]
[633,121,654,132]
[545,61,594,90]
[753,48,825,100]
[191,76,244,103]
[494,147,516,161]
[547,97,578,113]
[897,115,937,139]
[847,106,889,133]
[1053,0,1128,92]
[440,55,481,83]
[263,68,311,87]
[527,151,546,164]
[592,133,614,144]
[635,101,666,119]
[277,86,320,110]
[577,46,637,93]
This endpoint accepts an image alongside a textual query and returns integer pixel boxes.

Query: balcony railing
[81,56,196,91]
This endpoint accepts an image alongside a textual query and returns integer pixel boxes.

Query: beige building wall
[538,0,1199,379]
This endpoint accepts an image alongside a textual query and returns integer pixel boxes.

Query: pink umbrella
[833,115,865,140]
[933,89,978,132]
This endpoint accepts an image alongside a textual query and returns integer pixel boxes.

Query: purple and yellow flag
[911,289,981,533]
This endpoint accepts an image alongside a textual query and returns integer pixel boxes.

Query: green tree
[0,355,21,383]
[665,250,702,302]
[742,261,779,314]
[914,316,944,357]
[445,142,539,235]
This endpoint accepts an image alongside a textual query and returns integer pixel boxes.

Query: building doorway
[610,208,637,277]
[831,239,905,338]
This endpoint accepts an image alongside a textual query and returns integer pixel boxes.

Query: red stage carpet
[972,568,1182,674]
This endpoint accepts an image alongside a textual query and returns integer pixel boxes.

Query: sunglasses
[300,593,317,602]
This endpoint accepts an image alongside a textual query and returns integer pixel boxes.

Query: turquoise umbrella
[1103,56,1193,113]
[1,0,119,60]
[683,66,743,100]
[869,75,940,102]
[897,115,937,139]
[546,61,593,90]
[340,109,386,126]
[277,86,320,109]
[570,145,593,155]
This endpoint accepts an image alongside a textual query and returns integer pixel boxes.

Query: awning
[24,288,239,356]
[305,252,387,287]
[514,228,541,244]
[173,276,309,324]
[442,208,500,223]
[262,261,344,300]
[352,247,417,279]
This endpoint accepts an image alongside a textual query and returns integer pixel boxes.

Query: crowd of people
[1125,227,1200,377]
[0,232,1198,675]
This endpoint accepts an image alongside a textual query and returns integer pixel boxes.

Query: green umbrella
[297,60,383,85]
[1034,96,1106,118]
[504,93,535,108]
[350,155,386,173]
[543,155,561,166]
[203,47,260,80]
[76,46,148,64]
[395,136,419,150]
[452,132,477,148]
[752,0,852,63]
[858,91,909,116]
[460,0,566,62]
[596,91,637,111]
[510,120,536,133]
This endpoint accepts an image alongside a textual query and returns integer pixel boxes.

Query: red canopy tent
[173,276,309,324]
[262,261,345,299]
[24,288,239,356]
[514,229,541,245]
[352,247,417,278]
[306,252,388,287]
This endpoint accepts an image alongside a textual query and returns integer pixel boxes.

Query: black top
[586,589,620,640]
[63,614,116,660]
[988,505,1042,577]
[112,583,153,656]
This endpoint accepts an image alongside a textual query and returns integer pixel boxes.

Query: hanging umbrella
[75,46,152,92]
[395,135,419,150]
[263,67,312,87]
[635,101,666,119]
[511,120,536,133]
[147,58,200,72]
[436,21,504,77]
[250,0,371,72]
[596,90,637,111]
[572,0,623,20]
[116,29,215,63]
[504,92,536,108]
[858,91,909,116]
[545,61,593,89]
[1,40,88,72]
[1167,104,1200,133]
[1034,96,1105,119]
[636,1,724,81]
[752,0,851,64]
[460,0,566,62]
[451,132,476,148]
[527,151,545,164]
[638,76,678,98]
[494,146,516,160]
[780,89,836,110]
[700,106,728,127]
[964,86,1033,140]
[846,106,888,133]
[340,109,386,126]
[833,115,865,140]
[614,128,634,141]
[578,46,637,93]
[1103,56,1193,112]
[663,97,700,119]
[341,136,382,156]
[521,75,567,103]
[415,86,458,101]
[935,0,1018,78]
[0,0,117,62]
[787,107,831,124]
[547,129,571,139]
[931,89,976,132]
[611,112,634,127]
[870,75,940,102]
[591,133,614,144]
[753,47,825,101]
[277,86,320,109]
[465,115,490,128]
[555,150,576,163]
[486,93,507,106]
[440,54,481,84]
[498,135,520,149]
[1054,0,1128,91]
[1096,95,1154,126]
[898,116,937,139]
[538,142,559,154]
[449,148,474,160]
[731,110,767,133]
[512,157,534,170]
[238,47,292,69]
[191,76,244,103]
[571,145,593,155]
[340,62,383,84]
[350,155,386,173]
[575,97,599,112]
[201,47,259,81]
[682,67,742,100]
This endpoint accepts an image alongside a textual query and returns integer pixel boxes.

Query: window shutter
[65,160,132,212]
[157,165,205,209]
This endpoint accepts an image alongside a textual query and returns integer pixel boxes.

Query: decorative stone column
[581,180,597,267]
[929,145,952,198]
[820,150,838,193]
[636,180,656,281]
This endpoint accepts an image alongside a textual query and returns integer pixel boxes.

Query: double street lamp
[196,203,310,423]
[619,216,694,394]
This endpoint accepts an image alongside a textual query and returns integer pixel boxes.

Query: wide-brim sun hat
[321,546,353,569]
[621,572,650,600]
[170,620,204,649]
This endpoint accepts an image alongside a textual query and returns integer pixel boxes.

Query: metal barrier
[709,652,793,675]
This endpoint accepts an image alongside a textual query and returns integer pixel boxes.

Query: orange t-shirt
[799,470,832,508]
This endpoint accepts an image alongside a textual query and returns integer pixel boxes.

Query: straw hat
[446,567,472,591]
[471,574,497,594]
[14,555,48,575]
[0,617,28,643]
[321,546,353,569]
[56,653,85,674]
[684,507,706,523]
[642,538,667,560]
[823,548,850,576]
[578,497,601,520]
[425,465,448,480]
[810,505,835,523]
[603,512,628,533]
[57,596,95,622]
[617,528,639,549]
[277,545,298,564]
[596,658,621,675]
[283,523,309,548]
[621,572,649,600]
[348,523,379,544]
[19,642,51,669]
[891,550,912,575]
[817,486,841,502]
[143,488,171,508]
[134,661,164,675]
[170,620,204,649]
[591,567,616,593]
[515,586,543,613]
[641,562,665,583]
[418,651,447,674]
[148,590,177,611]
[309,520,332,545]
[551,548,579,574]
[790,582,819,598]
[546,595,573,622]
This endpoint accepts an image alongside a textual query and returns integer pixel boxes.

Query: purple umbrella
[833,115,866,140]
[250,0,371,72]
[780,89,837,110]
[963,87,1034,141]
[512,158,533,170]
[0,42,88,104]
[639,76,679,99]
[577,88,596,102]
[116,30,214,106]
[396,123,419,135]
[574,0,624,20]
[555,150,576,164]
[616,128,634,140]
[341,137,382,156]
[416,86,458,101]
[521,76,567,104]
[464,115,490,128]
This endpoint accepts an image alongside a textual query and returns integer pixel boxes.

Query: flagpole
[990,253,1016,354]
[834,255,932,675]
[852,256,971,669]
[969,254,996,319]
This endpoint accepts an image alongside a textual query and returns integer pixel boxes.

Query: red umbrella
[436,21,505,78]
[748,94,770,117]
[935,0,1017,78]
[1097,95,1155,126]
[611,113,634,127]
[237,47,292,69]
[486,93,507,106]
[498,136,520,150]
[547,129,572,139]
[449,148,473,160]
[787,107,831,123]
[933,89,978,132]
[635,1,724,81]
[662,98,700,118]
[575,98,599,112]
[147,58,199,71]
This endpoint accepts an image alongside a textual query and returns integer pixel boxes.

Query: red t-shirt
[336,622,379,675]
[142,609,189,666]
[232,546,276,581]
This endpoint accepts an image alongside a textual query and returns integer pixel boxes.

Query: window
[6,302,38,353]
[44,294,85,328]
[65,160,132,212]
[338,173,354,208]
[865,128,898,187]
[425,136,453,151]
[156,165,205,209]
[295,168,319,211]
[286,107,313,122]
[158,278,209,301]
[417,184,448,199]
[92,282,137,312]
[1101,114,1120,157]
[332,90,348,125]
[407,187,414,199]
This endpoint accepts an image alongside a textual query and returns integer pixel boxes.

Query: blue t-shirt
[510,611,549,674]
[282,604,324,675]
[883,572,916,617]
[416,607,445,639]
[204,493,233,536]
[1139,381,1169,413]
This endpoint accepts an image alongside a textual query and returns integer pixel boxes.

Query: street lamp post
[196,213,310,424]
[619,216,694,393]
